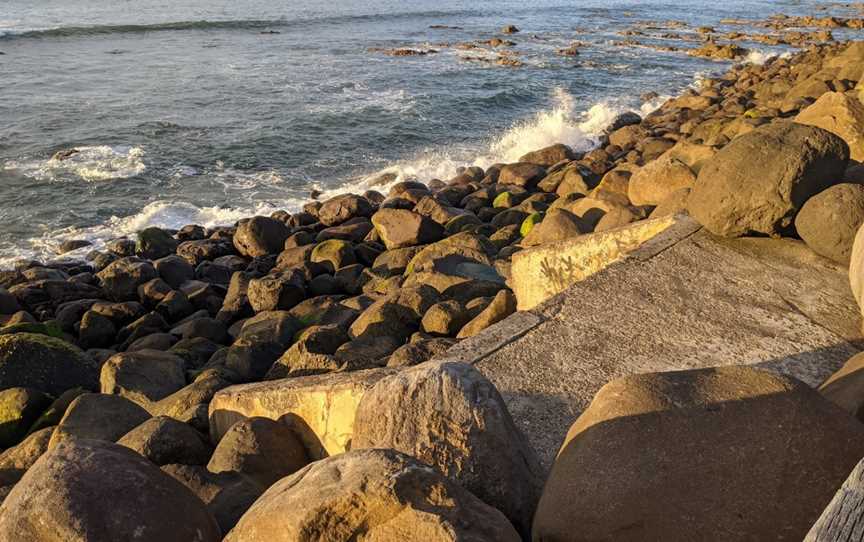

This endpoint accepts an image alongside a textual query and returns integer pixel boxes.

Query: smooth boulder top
[223,448,520,542]
[795,182,864,265]
[687,120,849,237]
[533,366,864,542]
[0,438,220,541]
[0,333,99,396]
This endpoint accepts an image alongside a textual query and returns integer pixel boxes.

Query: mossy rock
[311,239,356,271]
[0,321,66,339]
[493,192,515,209]
[0,387,52,448]
[520,212,544,237]
[0,333,99,396]
[444,214,483,235]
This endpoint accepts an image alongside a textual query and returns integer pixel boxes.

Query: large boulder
[162,464,263,535]
[223,448,520,542]
[519,144,576,167]
[96,257,158,301]
[0,439,220,541]
[136,227,178,260]
[687,121,849,237]
[100,350,187,409]
[246,270,306,312]
[233,216,290,258]
[522,208,587,247]
[532,366,864,541]
[498,162,547,188]
[352,360,542,536]
[627,154,696,207]
[117,415,213,466]
[318,194,375,226]
[795,92,864,162]
[207,417,309,488]
[795,183,864,265]
[372,209,445,250]
[0,333,98,396]
[49,392,151,448]
[0,387,51,448]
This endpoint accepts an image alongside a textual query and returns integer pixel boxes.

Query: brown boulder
[627,154,696,206]
[795,91,864,162]
[519,143,576,167]
[533,366,864,541]
[796,183,864,264]
[223,448,520,542]
[233,216,290,258]
[372,209,445,250]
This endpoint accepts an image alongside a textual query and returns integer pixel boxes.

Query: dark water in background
[0,0,853,266]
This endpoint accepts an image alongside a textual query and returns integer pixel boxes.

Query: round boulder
[233,216,290,258]
[795,183,864,265]
[0,438,220,541]
[686,121,849,237]
[0,333,99,396]
[223,448,520,542]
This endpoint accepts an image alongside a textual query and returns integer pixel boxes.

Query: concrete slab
[209,368,394,460]
[443,219,863,473]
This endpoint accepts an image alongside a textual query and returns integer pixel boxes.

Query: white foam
[742,49,777,66]
[3,145,146,182]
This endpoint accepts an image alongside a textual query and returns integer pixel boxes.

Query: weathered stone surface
[208,417,308,487]
[162,464,263,535]
[796,91,864,161]
[96,256,158,301]
[209,368,394,459]
[0,387,51,447]
[0,426,52,475]
[522,208,587,247]
[533,367,864,542]
[512,214,685,310]
[519,143,576,167]
[0,333,99,396]
[48,392,151,448]
[796,183,864,265]
[233,216,290,258]
[421,300,470,336]
[117,415,213,466]
[100,350,187,409]
[266,324,348,379]
[806,457,864,541]
[349,299,417,341]
[372,209,445,250]
[223,449,520,542]
[0,439,220,541]
[447,227,863,474]
[246,270,306,312]
[627,154,696,206]
[819,352,864,422]
[353,361,542,536]
[318,194,375,226]
[458,289,517,338]
[687,121,849,237]
[498,162,547,188]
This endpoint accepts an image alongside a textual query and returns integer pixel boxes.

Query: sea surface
[0,0,855,267]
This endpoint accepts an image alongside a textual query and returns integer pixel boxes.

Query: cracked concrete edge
[441,215,703,366]
[439,310,546,365]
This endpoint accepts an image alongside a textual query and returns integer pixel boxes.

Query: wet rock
[353,361,541,536]
[372,209,445,250]
[233,216,290,258]
[223,448,520,542]
[318,194,375,226]
[687,121,849,237]
[208,417,309,488]
[136,227,178,260]
[95,256,158,302]
[0,439,220,541]
[519,143,577,167]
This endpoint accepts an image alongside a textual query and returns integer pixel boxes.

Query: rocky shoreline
[4,24,864,542]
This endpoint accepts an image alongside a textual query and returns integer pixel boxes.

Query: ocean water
[0,0,854,267]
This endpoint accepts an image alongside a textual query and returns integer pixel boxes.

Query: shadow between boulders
[751,342,862,388]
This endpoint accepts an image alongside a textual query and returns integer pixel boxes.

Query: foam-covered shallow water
[0,0,850,267]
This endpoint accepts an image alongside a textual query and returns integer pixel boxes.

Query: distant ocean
[0,0,850,267]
